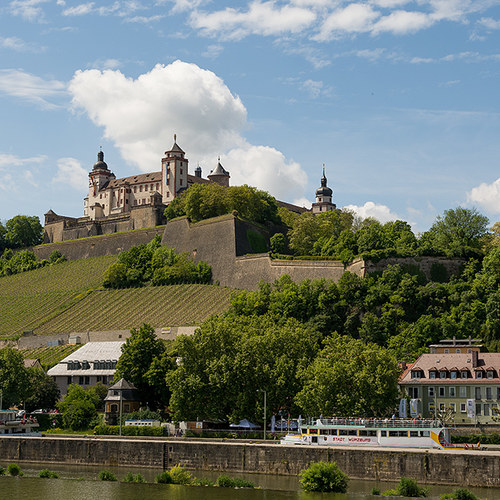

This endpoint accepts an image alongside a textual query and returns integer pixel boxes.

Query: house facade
[399,339,500,424]
[47,341,125,396]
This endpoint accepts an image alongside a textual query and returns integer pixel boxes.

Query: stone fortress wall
[35,214,464,291]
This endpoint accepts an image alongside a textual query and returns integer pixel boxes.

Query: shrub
[0,466,4,475]
[441,488,478,500]
[122,472,146,483]
[169,464,192,485]
[383,477,427,497]
[98,470,117,481]
[215,474,254,488]
[39,469,59,478]
[7,463,22,476]
[192,477,215,486]
[371,487,381,495]
[299,461,349,493]
[155,471,172,484]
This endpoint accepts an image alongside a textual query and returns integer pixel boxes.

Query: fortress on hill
[44,137,335,244]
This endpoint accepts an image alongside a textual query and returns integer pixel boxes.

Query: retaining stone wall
[1,436,500,486]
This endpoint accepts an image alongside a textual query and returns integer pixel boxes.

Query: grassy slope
[0,255,234,339]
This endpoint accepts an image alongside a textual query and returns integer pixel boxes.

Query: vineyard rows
[0,255,117,296]
[20,344,82,369]
[0,292,77,339]
[36,284,234,334]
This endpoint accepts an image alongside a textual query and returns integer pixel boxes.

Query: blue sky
[0,0,499,232]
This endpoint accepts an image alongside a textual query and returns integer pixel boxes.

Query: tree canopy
[164,183,280,224]
[1,215,43,250]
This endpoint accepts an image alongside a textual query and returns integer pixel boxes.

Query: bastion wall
[35,215,464,291]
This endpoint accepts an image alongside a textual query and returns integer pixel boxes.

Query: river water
[0,462,498,500]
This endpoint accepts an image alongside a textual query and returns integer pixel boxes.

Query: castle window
[156,183,159,191]
[180,179,183,186]
[126,199,128,204]
[145,185,148,191]
[100,194,102,199]
[140,185,143,192]
[180,169,183,175]
[150,184,153,190]
[166,192,170,198]
[134,186,137,193]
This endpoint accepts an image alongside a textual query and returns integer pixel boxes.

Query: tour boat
[0,410,41,436]
[280,417,454,449]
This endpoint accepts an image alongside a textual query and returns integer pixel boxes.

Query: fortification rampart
[1,436,500,486]
[34,215,464,291]
[33,226,165,261]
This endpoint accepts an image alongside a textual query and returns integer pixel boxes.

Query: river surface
[0,462,498,500]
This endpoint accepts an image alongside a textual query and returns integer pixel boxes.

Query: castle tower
[208,157,230,187]
[85,150,115,219]
[161,134,188,204]
[312,165,336,214]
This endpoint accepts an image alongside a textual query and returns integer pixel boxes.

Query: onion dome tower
[312,165,336,214]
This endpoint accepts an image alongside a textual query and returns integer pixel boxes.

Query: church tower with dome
[311,165,336,214]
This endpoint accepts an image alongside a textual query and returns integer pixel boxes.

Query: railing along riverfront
[304,418,444,429]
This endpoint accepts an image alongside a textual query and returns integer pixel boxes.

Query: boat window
[359,430,368,436]
[410,431,419,437]
[339,429,348,436]
[380,431,387,437]
[398,431,408,437]
[389,431,398,437]
[368,430,377,437]
[348,430,357,436]
[420,431,430,437]
[320,429,329,435]
[309,428,318,434]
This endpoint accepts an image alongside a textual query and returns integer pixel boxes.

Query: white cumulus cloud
[467,178,500,214]
[343,201,400,223]
[53,157,89,190]
[373,10,434,34]
[68,61,309,203]
[190,1,317,40]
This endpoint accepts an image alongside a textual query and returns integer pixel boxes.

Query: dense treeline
[0,215,43,251]
[164,183,280,224]
[277,206,491,261]
[103,235,212,288]
[0,249,66,277]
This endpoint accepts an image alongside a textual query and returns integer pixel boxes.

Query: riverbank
[1,435,500,487]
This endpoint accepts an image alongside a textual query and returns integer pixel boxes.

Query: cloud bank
[69,60,308,203]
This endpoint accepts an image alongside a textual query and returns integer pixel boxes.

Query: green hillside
[0,255,234,340]
[20,344,83,370]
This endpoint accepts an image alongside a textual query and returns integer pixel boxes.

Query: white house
[48,341,125,396]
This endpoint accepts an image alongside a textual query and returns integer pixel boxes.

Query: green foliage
[169,464,192,485]
[103,237,211,288]
[430,262,449,283]
[0,346,29,407]
[164,183,280,224]
[7,463,22,476]
[94,424,166,436]
[168,314,321,422]
[122,472,146,483]
[215,474,255,488]
[38,469,59,478]
[4,215,43,249]
[56,384,100,430]
[246,229,268,253]
[426,207,489,257]
[383,477,427,497]
[299,461,349,493]
[270,233,286,254]
[98,470,117,481]
[371,486,381,495]
[0,466,4,475]
[295,334,399,416]
[114,323,174,409]
[24,367,60,412]
[155,471,173,484]
[440,488,478,500]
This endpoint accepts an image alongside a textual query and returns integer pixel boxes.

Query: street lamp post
[257,389,267,441]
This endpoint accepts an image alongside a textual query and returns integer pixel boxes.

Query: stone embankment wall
[1,436,500,487]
